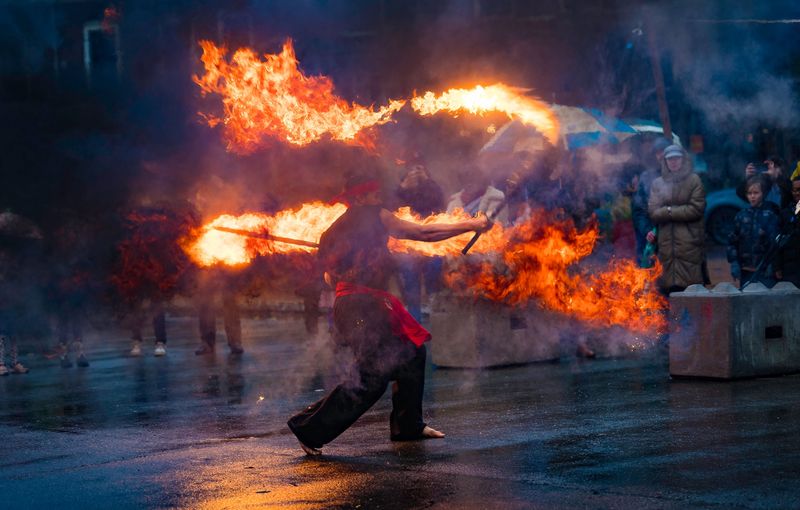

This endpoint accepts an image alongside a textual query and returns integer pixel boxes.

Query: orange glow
[194,40,405,153]
[185,202,346,266]
[186,204,666,334]
[445,212,667,334]
[410,84,559,145]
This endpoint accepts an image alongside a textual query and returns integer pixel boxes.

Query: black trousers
[287,294,427,449]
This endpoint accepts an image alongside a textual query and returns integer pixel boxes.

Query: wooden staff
[461,196,511,255]
[212,226,319,249]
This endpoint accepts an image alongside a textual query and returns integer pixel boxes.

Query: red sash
[335,282,431,347]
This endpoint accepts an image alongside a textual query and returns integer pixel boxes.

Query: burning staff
[286,171,489,456]
[211,226,319,248]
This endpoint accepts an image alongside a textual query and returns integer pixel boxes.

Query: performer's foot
[421,425,445,439]
[297,439,322,456]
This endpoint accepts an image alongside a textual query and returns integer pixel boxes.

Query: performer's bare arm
[380,209,489,242]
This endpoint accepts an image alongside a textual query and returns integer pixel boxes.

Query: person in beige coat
[647,144,706,293]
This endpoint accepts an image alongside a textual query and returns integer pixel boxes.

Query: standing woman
[647,145,706,294]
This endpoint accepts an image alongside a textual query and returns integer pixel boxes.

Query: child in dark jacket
[727,175,781,288]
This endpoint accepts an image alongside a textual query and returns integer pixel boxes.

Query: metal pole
[646,23,672,141]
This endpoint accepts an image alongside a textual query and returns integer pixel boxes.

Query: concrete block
[669,282,800,379]
[428,293,560,368]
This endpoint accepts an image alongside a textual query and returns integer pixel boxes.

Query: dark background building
[1,0,799,224]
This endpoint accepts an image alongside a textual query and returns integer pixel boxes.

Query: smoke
[632,3,800,131]
[668,27,798,130]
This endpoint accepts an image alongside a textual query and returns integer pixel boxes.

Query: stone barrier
[428,293,561,368]
[669,282,800,379]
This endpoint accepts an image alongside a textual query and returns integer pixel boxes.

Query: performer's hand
[473,212,491,232]
[745,163,756,177]
[646,230,656,243]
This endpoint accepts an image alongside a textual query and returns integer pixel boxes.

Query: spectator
[608,164,641,260]
[395,158,446,321]
[727,176,781,288]
[194,269,244,356]
[777,177,800,287]
[47,213,94,368]
[503,168,533,226]
[395,157,445,217]
[737,156,793,212]
[647,144,706,294]
[111,202,198,357]
[632,137,670,266]
[0,210,44,375]
[447,165,507,223]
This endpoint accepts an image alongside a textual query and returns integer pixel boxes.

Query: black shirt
[318,205,395,290]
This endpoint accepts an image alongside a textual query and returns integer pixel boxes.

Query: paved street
[1,311,799,509]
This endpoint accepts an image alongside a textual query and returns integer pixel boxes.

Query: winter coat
[779,204,800,285]
[647,155,706,290]
[726,205,781,274]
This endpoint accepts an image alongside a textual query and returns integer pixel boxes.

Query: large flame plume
[185,203,665,334]
[193,40,406,153]
[410,84,559,145]
[445,211,667,334]
[195,41,560,151]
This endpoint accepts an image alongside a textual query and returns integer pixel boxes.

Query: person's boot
[73,341,89,367]
[9,342,29,373]
[154,342,167,357]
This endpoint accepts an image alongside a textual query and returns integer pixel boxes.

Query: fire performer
[287,171,490,455]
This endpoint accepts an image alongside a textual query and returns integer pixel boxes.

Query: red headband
[329,180,380,206]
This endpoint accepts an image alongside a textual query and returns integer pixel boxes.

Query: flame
[195,40,561,152]
[410,84,559,145]
[193,40,405,153]
[186,203,666,333]
[445,211,667,334]
[185,202,346,267]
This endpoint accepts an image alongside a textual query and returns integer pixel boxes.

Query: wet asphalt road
[1,314,799,509]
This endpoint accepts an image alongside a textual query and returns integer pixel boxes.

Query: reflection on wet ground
[1,315,800,508]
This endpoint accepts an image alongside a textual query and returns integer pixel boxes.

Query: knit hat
[663,144,684,159]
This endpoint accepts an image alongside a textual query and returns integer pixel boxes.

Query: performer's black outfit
[287,205,428,449]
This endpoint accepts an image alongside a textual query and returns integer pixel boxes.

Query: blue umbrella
[481,105,639,154]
